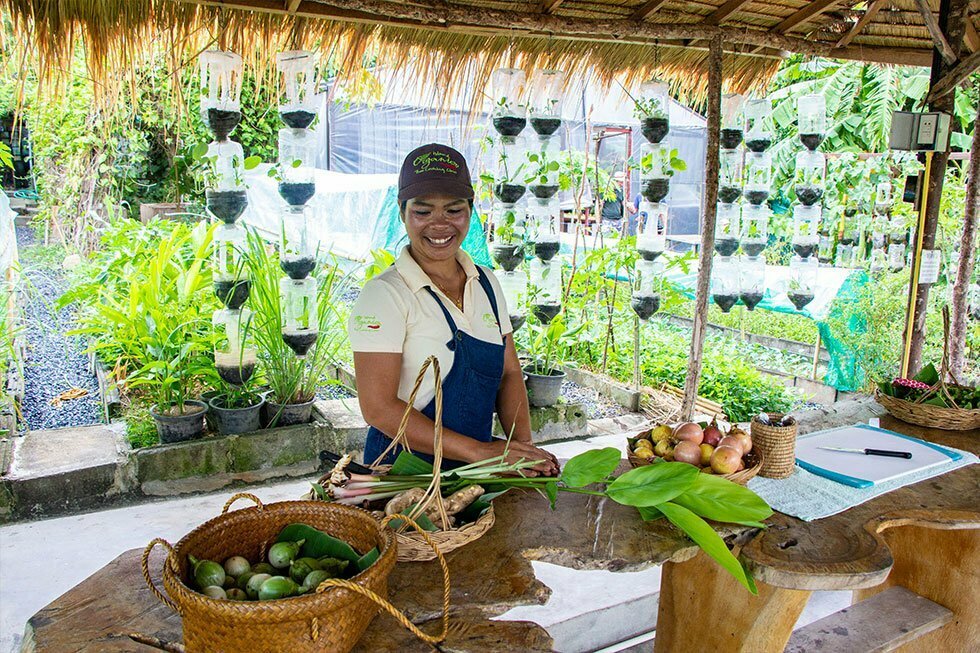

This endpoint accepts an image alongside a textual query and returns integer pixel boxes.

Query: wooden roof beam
[630,0,669,21]
[965,20,979,52]
[927,47,980,101]
[701,0,754,26]
[836,0,889,48]
[540,0,565,14]
[773,0,846,34]
[285,0,301,12]
[914,0,958,64]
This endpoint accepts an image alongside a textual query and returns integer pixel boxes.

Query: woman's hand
[480,439,561,477]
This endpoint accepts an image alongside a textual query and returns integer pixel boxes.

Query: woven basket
[626,435,763,485]
[875,388,980,431]
[142,493,450,652]
[750,414,798,479]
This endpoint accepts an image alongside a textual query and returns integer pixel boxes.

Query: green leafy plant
[635,147,686,178]
[631,97,668,121]
[525,314,585,375]
[524,149,561,186]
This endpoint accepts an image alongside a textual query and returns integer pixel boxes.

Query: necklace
[431,268,464,310]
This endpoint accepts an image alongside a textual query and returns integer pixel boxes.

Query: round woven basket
[142,494,450,652]
[750,414,798,479]
[875,388,980,431]
[625,435,763,485]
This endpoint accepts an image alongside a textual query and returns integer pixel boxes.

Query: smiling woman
[348,143,559,476]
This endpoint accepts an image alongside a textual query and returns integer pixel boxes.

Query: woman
[348,143,559,476]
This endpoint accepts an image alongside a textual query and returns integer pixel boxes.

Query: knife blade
[818,446,912,459]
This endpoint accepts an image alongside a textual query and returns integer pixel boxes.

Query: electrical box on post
[888,111,951,151]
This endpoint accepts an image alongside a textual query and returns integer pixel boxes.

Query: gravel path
[561,380,628,419]
[16,227,104,431]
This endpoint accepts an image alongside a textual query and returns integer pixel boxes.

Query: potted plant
[208,380,265,435]
[491,206,525,272]
[201,142,262,224]
[490,145,527,204]
[627,78,671,145]
[636,145,686,203]
[522,314,584,407]
[492,96,528,137]
[525,148,561,199]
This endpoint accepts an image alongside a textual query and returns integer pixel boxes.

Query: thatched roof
[3,0,978,106]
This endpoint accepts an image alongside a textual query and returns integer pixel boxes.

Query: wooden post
[681,36,723,420]
[902,0,970,375]
[949,95,979,378]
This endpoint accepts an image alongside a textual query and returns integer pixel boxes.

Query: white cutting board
[794,424,962,488]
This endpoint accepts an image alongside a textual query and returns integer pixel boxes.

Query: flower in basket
[890,377,931,400]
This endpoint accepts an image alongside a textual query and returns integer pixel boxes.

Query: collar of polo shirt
[394,246,479,294]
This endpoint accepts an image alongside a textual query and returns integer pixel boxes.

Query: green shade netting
[817,271,872,392]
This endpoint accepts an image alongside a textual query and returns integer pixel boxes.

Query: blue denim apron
[364,267,505,469]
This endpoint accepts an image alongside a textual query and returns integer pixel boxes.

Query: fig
[710,446,742,474]
[651,425,673,443]
[673,441,702,466]
[654,440,671,458]
[702,423,724,447]
[189,556,227,591]
[246,573,272,599]
[223,555,251,578]
[268,540,305,569]
[718,435,744,455]
[202,585,227,600]
[226,588,248,601]
[673,422,704,445]
[699,443,715,466]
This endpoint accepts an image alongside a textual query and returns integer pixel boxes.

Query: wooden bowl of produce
[628,421,762,485]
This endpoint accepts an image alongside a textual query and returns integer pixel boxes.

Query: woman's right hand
[480,439,560,477]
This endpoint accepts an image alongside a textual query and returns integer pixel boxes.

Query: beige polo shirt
[348,246,513,410]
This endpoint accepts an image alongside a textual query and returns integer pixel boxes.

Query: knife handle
[865,448,912,459]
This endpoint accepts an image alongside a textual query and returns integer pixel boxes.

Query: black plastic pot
[280,110,317,130]
[530,184,559,199]
[744,190,770,206]
[206,190,248,224]
[637,247,663,262]
[264,397,316,428]
[740,292,764,311]
[493,183,526,204]
[640,117,669,144]
[209,394,265,435]
[213,279,250,310]
[631,294,661,320]
[532,303,561,324]
[510,314,527,332]
[216,360,257,386]
[720,129,743,150]
[150,400,208,444]
[718,186,742,204]
[492,244,524,272]
[530,117,562,136]
[745,137,772,153]
[278,182,316,207]
[282,330,319,356]
[796,186,824,206]
[492,115,526,137]
[534,240,560,262]
[742,242,766,257]
[712,293,738,313]
[641,179,670,203]
[714,237,740,257]
[799,133,824,151]
[523,366,566,408]
[280,256,316,280]
[792,242,817,259]
[788,291,815,311]
[205,108,241,141]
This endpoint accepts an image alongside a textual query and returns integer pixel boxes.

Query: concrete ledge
[495,403,589,443]
[564,367,642,412]
[758,367,842,405]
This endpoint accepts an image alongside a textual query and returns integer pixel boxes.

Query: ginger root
[442,485,485,517]
[384,488,426,516]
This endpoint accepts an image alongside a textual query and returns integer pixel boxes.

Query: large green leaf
[605,462,699,507]
[658,501,758,595]
[561,448,621,487]
[277,523,360,562]
[672,474,773,527]
[389,451,434,475]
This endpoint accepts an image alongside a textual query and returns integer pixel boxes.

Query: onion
[673,422,704,446]
[718,435,744,455]
[673,441,702,466]
[702,424,724,447]
[710,446,742,474]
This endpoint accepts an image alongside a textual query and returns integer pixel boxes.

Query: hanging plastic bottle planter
[527,197,560,262]
[277,128,316,206]
[874,181,893,215]
[715,203,741,257]
[204,140,248,224]
[491,68,527,137]
[788,255,818,310]
[276,50,318,130]
[530,258,562,323]
[212,224,250,310]
[200,50,244,141]
[739,255,766,311]
[636,201,668,261]
[494,268,528,331]
[528,69,565,136]
[797,94,826,151]
[279,205,317,280]
[744,151,771,206]
[794,150,825,206]
[632,258,664,320]
[526,136,561,199]
[719,149,743,204]
[818,223,835,264]
[792,204,820,259]
[744,97,773,153]
[493,137,528,203]
[636,79,670,144]
[720,94,745,150]
[639,143,671,203]
[711,255,739,313]
[281,277,319,356]
[213,308,257,386]
[870,247,887,273]
[741,204,769,257]
[491,203,526,271]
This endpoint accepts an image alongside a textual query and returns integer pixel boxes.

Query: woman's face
[403,193,471,264]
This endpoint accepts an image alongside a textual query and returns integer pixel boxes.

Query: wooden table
[23,417,979,652]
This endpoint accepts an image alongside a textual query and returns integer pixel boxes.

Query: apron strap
[424,286,460,337]
[475,267,502,335]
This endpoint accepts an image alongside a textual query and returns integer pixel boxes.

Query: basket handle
[311,514,450,646]
[141,538,179,614]
[221,492,264,514]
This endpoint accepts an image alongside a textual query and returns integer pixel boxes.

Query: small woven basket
[142,494,450,652]
[750,414,798,479]
[626,434,763,485]
[874,388,980,431]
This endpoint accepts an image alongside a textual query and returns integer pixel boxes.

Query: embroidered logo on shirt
[413,151,460,175]
[483,313,497,329]
[353,315,382,331]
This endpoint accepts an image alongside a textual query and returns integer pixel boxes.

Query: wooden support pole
[949,95,979,378]
[681,35,722,421]
[914,0,958,65]
[926,48,980,102]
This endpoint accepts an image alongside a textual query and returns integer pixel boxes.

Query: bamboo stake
[681,35,722,421]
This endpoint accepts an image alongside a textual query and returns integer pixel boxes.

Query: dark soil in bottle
[640,117,669,144]
[530,184,559,199]
[788,291,815,310]
[720,129,743,150]
[492,115,526,137]
[530,117,562,136]
[799,132,824,151]
[532,304,561,324]
[494,183,526,203]
[844,208,857,217]
[206,190,248,224]
[280,110,317,130]
[714,237,740,257]
[744,190,769,205]
[638,247,663,261]
[534,240,560,262]
[740,292,764,311]
[713,293,738,313]
[282,330,319,356]
[745,138,772,153]
[280,256,316,280]
[492,244,524,271]
[631,294,661,320]
[278,182,316,207]
[796,186,824,206]
[217,362,256,386]
[819,253,833,265]
[641,178,670,203]
[888,233,908,246]
[718,186,742,204]
[206,108,241,141]
[742,242,766,257]
[840,234,857,246]
[213,279,251,310]
[792,242,817,259]
[510,314,527,332]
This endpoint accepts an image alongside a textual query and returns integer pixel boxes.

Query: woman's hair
[399,199,474,217]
